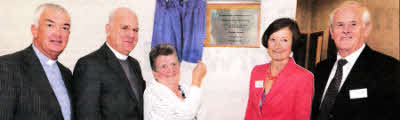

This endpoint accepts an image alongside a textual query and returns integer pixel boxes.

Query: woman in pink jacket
[244,18,313,120]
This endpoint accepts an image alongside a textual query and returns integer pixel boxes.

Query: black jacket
[72,43,145,120]
[311,45,400,120]
[0,45,74,120]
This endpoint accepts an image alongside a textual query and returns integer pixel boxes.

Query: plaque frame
[205,4,260,48]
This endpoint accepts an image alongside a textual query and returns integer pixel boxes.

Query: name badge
[255,80,263,88]
[349,88,368,99]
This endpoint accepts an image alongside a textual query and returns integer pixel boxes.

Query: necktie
[318,59,348,120]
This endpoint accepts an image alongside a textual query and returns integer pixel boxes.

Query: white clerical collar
[46,59,56,66]
[32,44,57,66]
[337,43,365,65]
[106,42,128,60]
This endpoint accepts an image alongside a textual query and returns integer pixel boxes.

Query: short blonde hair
[329,1,371,27]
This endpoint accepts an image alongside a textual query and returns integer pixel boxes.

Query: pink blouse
[244,58,313,120]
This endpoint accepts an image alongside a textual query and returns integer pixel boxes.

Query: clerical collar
[106,42,128,60]
[32,44,56,66]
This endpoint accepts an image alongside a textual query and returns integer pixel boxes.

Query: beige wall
[0,0,298,119]
[296,0,399,61]
[296,0,312,34]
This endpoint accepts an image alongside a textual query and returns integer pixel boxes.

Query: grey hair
[108,7,137,24]
[33,3,70,27]
[329,1,371,28]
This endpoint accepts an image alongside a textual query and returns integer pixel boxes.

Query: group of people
[0,3,206,120]
[0,1,399,120]
[245,1,400,120]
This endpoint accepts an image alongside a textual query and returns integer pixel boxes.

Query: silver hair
[329,1,371,28]
[108,7,137,24]
[33,3,70,27]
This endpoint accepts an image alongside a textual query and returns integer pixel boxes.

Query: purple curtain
[151,0,206,63]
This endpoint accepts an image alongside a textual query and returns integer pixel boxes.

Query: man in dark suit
[311,1,400,120]
[73,7,145,120]
[0,3,73,120]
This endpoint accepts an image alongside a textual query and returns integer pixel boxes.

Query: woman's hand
[192,61,207,87]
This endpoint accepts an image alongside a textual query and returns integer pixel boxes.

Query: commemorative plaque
[205,4,260,47]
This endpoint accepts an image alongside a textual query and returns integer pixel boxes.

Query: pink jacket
[244,58,313,120]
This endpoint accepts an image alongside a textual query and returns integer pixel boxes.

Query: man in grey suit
[0,3,73,120]
[73,7,145,120]
[311,1,400,120]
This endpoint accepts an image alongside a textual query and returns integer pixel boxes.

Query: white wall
[0,0,297,119]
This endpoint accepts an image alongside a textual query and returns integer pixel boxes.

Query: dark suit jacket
[0,46,74,120]
[73,43,146,120]
[311,45,400,120]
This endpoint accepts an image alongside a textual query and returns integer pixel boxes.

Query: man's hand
[192,61,207,87]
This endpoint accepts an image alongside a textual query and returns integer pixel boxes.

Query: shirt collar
[106,42,128,60]
[32,44,57,66]
[336,43,365,65]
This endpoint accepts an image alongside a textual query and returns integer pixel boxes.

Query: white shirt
[144,79,201,120]
[321,44,366,102]
[106,42,128,60]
